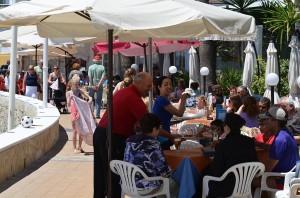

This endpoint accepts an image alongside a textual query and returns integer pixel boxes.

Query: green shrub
[216,67,242,96]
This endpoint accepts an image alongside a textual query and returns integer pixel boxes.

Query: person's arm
[22,73,27,92]
[88,75,93,87]
[80,89,92,105]
[266,159,279,172]
[254,140,271,151]
[158,128,181,142]
[164,94,189,117]
[97,74,106,88]
[66,91,72,107]
[236,104,244,115]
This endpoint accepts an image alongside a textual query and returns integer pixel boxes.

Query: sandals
[73,148,85,154]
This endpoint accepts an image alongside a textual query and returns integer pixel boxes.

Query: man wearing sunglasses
[258,97,271,114]
[258,106,299,187]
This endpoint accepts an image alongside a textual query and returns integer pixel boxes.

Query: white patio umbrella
[288,35,300,97]
[163,53,170,76]
[263,41,280,103]
[13,49,68,57]
[0,0,256,41]
[188,46,200,88]
[242,41,256,95]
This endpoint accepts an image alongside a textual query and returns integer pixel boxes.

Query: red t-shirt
[254,133,275,144]
[99,84,148,138]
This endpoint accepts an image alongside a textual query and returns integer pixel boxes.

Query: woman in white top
[113,68,136,94]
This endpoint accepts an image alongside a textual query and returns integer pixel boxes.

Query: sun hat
[182,88,196,97]
[258,106,287,121]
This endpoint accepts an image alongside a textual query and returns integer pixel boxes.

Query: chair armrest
[202,175,225,198]
[290,183,300,198]
[261,172,286,193]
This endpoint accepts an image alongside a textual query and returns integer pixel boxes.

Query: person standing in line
[23,65,39,98]
[34,59,43,100]
[88,55,106,119]
[93,72,180,198]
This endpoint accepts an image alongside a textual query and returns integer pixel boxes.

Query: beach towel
[71,95,96,146]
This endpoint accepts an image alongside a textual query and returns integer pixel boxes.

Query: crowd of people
[2,55,300,197]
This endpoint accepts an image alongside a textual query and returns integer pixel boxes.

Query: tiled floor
[0,111,102,198]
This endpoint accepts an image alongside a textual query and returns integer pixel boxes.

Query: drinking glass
[174,138,182,152]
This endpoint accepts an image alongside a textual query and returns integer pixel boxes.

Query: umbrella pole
[107,29,114,198]
[251,41,260,78]
[148,37,153,112]
[143,44,148,72]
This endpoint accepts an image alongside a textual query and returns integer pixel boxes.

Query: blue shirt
[153,96,173,142]
[269,129,299,172]
[124,134,172,190]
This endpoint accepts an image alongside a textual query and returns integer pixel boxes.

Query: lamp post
[200,67,209,95]
[266,73,279,105]
[169,65,177,88]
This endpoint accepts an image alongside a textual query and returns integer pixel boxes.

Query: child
[66,75,93,154]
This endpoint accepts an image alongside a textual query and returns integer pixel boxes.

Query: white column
[8,26,18,131]
[43,38,48,108]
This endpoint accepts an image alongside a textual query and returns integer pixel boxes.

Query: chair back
[227,162,265,197]
[181,140,202,149]
[110,160,145,196]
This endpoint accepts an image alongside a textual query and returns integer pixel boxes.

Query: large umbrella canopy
[188,46,200,87]
[288,35,300,96]
[0,0,256,41]
[5,48,68,57]
[263,41,280,103]
[242,41,256,95]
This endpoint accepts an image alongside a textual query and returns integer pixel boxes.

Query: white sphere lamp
[266,73,279,86]
[169,66,177,74]
[200,67,209,76]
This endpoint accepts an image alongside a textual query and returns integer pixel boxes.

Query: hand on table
[171,134,182,142]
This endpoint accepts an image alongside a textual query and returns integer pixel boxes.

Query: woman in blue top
[153,76,189,150]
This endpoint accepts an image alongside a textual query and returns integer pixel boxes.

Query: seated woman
[198,119,225,146]
[123,113,179,196]
[226,94,243,113]
[237,96,259,128]
[206,113,258,197]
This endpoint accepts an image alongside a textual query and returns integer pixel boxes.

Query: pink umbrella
[93,40,200,56]
[93,40,200,71]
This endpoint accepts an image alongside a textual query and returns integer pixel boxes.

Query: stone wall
[0,93,60,183]
[0,94,37,133]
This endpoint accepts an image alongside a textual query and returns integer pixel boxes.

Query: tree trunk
[199,40,217,93]
[196,0,217,94]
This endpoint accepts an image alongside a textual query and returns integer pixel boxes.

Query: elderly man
[88,55,106,119]
[257,106,299,188]
[237,85,251,102]
[279,97,300,137]
[258,97,271,113]
[34,59,43,100]
[93,72,179,198]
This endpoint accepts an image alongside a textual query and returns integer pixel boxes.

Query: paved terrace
[0,113,103,198]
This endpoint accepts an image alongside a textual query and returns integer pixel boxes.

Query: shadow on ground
[0,125,68,192]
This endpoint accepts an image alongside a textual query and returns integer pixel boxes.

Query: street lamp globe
[169,66,177,74]
[266,73,279,86]
[200,67,209,76]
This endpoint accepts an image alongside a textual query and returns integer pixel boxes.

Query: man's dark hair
[210,119,224,132]
[259,97,271,106]
[140,113,161,134]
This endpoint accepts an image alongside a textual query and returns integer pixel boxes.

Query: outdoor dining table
[164,147,270,172]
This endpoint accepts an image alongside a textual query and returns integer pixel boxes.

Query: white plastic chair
[254,166,296,198]
[202,162,265,198]
[275,176,300,198]
[110,160,170,198]
[180,140,202,149]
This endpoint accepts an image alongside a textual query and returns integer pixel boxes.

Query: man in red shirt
[93,72,177,198]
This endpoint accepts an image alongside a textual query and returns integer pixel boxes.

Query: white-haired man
[279,97,300,139]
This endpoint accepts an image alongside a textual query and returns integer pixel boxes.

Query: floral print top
[123,134,172,190]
